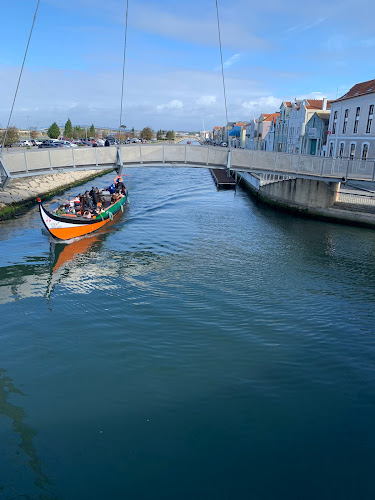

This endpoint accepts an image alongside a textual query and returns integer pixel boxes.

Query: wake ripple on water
[1,167,375,498]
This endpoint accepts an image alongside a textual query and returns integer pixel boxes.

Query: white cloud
[156,99,184,111]
[284,17,326,34]
[224,53,240,68]
[241,96,281,113]
[196,96,216,106]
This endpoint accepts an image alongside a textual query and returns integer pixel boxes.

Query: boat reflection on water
[46,214,123,300]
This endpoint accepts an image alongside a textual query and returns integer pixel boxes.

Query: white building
[263,114,279,152]
[326,79,375,160]
[287,99,330,154]
[245,119,258,150]
[302,111,330,156]
[274,101,292,152]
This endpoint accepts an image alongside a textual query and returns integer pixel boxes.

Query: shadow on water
[0,369,53,498]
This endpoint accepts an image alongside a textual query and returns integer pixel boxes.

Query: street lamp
[26,115,30,141]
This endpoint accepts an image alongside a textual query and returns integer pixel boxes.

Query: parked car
[38,141,63,148]
[56,140,77,148]
[17,140,32,147]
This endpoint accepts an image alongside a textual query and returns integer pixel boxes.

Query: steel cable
[215,0,229,127]
[118,0,129,144]
[1,0,40,153]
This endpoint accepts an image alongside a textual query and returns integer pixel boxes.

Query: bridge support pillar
[116,147,124,176]
[226,149,232,177]
[0,157,11,190]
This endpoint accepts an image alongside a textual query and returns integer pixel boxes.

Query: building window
[354,107,360,133]
[366,105,374,133]
[329,142,334,157]
[362,143,369,160]
[342,109,349,134]
[332,111,337,134]
[339,143,344,158]
[350,143,356,160]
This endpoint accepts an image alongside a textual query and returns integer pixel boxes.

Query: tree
[47,122,60,139]
[166,130,175,141]
[73,125,82,140]
[89,124,95,137]
[0,126,19,146]
[141,126,153,141]
[64,118,73,138]
[156,129,163,140]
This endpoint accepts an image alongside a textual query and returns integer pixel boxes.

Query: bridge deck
[1,144,375,188]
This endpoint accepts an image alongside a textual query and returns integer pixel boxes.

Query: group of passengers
[54,179,126,218]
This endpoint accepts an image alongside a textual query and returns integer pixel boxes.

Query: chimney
[322,98,327,111]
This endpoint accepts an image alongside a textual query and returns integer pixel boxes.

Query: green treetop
[141,126,153,141]
[47,122,60,139]
[64,118,73,138]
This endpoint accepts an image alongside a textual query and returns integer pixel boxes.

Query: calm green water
[1,164,375,499]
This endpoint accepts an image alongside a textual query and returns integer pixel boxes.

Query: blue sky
[1,0,375,131]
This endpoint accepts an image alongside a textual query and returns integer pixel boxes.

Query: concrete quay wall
[238,172,375,228]
[0,169,113,220]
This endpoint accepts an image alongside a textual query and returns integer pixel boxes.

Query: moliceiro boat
[38,189,128,241]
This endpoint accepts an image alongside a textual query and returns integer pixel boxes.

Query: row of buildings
[211,78,375,161]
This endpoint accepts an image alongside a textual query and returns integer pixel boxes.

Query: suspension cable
[118,0,129,144]
[1,0,40,154]
[215,0,229,127]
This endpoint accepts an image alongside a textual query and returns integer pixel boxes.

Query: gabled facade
[245,119,258,150]
[302,111,330,156]
[255,113,279,150]
[213,126,224,144]
[229,123,248,148]
[263,114,279,151]
[326,79,375,160]
[287,98,330,154]
[274,101,292,152]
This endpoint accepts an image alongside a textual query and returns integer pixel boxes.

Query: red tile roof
[333,79,375,102]
[305,99,331,109]
[285,101,292,107]
[263,113,280,124]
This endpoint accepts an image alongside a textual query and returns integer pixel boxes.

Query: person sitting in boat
[56,205,66,215]
[107,183,115,194]
[84,191,93,209]
[115,178,125,193]
[92,188,101,208]
[74,195,81,210]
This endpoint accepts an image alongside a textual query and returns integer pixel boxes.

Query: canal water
[1,161,375,499]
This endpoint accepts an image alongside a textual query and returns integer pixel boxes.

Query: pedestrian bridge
[1,144,374,188]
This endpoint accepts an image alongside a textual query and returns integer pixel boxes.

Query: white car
[18,140,32,147]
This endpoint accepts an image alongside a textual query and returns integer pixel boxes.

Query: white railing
[2,144,375,183]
